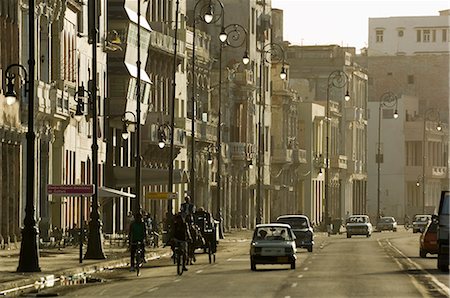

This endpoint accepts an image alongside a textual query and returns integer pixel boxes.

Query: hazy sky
[271,0,449,50]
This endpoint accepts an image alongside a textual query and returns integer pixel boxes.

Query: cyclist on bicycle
[172,212,191,271]
[129,212,147,271]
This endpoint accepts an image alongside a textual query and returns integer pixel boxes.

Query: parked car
[249,223,297,271]
[419,219,438,258]
[412,214,431,233]
[436,191,449,272]
[376,216,397,232]
[346,215,373,238]
[276,215,314,252]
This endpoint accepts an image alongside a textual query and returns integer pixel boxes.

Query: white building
[368,9,450,56]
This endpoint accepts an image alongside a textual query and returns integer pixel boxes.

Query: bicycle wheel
[176,250,184,276]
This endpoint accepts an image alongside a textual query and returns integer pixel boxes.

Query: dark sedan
[276,215,314,252]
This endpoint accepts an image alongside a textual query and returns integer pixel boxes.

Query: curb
[0,250,170,296]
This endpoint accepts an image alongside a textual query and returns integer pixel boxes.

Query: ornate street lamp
[157,123,171,149]
[325,70,350,228]
[256,42,287,225]
[11,0,40,272]
[120,111,137,140]
[167,0,181,216]
[190,0,225,204]
[216,22,249,224]
[377,91,399,223]
[422,108,442,214]
[7,60,40,272]
[84,0,105,259]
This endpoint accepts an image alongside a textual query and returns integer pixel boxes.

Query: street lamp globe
[5,76,17,105]
[280,66,287,80]
[219,29,227,43]
[204,7,213,23]
[393,109,399,119]
[437,122,442,131]
[158,140,165,149]
[242,51,250,65]
[344,90,350,101]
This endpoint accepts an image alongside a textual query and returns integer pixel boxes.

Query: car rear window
[254,226,293,241]
[277,218,308,229]
[348,216,367,223]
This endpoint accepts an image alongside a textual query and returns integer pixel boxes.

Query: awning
[124,7,152,31]
[112,167,189,188]
[125,62,152,84]
[98,186,135,198]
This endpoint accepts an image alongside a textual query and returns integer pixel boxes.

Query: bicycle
[134,241,145,276]
[173,239,187,276]
[404,222,412,231]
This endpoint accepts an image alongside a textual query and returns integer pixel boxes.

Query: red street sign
[47,184,95,196]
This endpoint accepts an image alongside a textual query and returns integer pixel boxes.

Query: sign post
[47,184,94,263]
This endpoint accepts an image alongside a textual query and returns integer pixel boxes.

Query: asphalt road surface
[32,228,449,298]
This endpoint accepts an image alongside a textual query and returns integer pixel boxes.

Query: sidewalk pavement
[0,229,253,296]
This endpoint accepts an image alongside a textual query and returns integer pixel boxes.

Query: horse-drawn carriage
[192,210,217,263]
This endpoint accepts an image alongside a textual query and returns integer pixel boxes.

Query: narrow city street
[28,229,449,298]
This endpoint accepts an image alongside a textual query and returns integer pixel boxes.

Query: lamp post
[7,0,40,272]
[422,108,442,214]
[167,0,180,216]
[190,0,226,204]
[83,0,106,259]
[6,64,40,271]
[217,23,249,221]
[376,91,399,223]
[256,42,287,225]
[325,70,350,228]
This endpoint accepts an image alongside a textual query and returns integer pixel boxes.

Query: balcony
[229,142,253,161]
[330,155,347,169]
[345,107,366,122]
[272,149,293,164]
[429,166,447,178]
[292,149,307,164]
[149,30,185,58]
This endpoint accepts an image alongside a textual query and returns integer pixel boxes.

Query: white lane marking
[303,267,309,271]
[174,279,181,282]
[147,287,159,293]
[227,258,248,262]
[291,283,298,288]
[196,270,203,274]
[284,296,291,298]
[99,289,106,295]
[381,239,450,297]
[297,274,303,278]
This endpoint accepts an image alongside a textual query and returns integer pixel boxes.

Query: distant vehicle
[419,219,438,258]
[276,215,314,252]
[376,216,397,232]
[436,191,449,272]
[250,223,297,271]
[412,214,431,233]
[346,215,373,238]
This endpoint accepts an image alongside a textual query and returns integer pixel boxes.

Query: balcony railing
[229,142,253,160]
[149,30,185,57]
[272,148,293,164]
[330,155,347,169]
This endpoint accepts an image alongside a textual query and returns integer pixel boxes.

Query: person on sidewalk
[128,212,147,271]
[171,212,191,271]
[180,195,196,221]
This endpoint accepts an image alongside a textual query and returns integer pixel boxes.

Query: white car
[250,223,297,271]
[346,215,373,238]
[413,214,431,233]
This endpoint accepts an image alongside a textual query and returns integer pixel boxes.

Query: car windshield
[414,216,430,222]
[277,217,308,229]
[348,216,367,223]
[253,226,293,241]
[380,217,394,223]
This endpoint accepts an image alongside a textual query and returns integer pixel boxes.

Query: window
[398,30,404,37]
[423,30,431,42]
[417,30,421,42]
[443,29,448,42]
[432,30,436,42]
[376,30,384,42]
[407,75,414,84]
